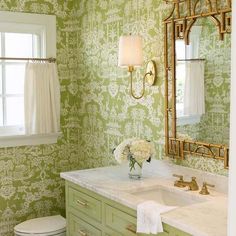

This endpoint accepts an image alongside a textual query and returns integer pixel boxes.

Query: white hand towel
[137,201,177,234]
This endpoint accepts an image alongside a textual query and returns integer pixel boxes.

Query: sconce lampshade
[118,35,144,67]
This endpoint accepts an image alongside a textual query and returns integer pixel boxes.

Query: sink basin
[130,186,207,207]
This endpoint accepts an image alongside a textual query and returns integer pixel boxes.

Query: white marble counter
[60,160,228,236]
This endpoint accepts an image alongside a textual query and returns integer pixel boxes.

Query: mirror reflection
[175,18,231,146]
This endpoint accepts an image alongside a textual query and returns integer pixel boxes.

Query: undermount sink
[130,186,207,207]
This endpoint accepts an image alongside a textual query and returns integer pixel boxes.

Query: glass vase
[128,162,142,179]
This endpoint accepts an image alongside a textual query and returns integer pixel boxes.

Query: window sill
[0,132,61,148]
[177,115,201,126]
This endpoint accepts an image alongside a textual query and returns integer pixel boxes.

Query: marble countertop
[60,160,228,236]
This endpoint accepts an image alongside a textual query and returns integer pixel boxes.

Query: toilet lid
[14,215,66,235]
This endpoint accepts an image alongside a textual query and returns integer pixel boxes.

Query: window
[176,26,203,126]
[176,40,187,119]
[0,11,57,147]
[0,32,41,135]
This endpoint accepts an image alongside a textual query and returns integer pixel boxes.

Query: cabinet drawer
[105,204,137,235]
[68,186,102,222]
[68,212,102,236]
[105,230,122,236]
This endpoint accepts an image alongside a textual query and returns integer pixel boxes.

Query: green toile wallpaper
[0,1,229,235]
[75,0,229,175]
[198,20,231,145]
[0,1,84,235]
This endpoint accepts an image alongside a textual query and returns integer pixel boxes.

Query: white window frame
[0,11,60,148]
[176,27,203,126]
[0,11,56,57]
[0,30,41,135]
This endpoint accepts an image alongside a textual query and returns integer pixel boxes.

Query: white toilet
[14,215,66,236]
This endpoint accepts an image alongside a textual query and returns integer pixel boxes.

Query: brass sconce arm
[118,36,157,99]
[128,60,157,99]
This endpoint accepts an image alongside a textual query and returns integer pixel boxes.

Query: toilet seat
[14,215,66,236]
[15,229,65,236]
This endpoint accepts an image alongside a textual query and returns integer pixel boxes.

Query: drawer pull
[78,229,87,236]
[76,199,88,207]
[126,224,136,234]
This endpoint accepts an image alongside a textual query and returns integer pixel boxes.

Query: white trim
[0,125,24,136]
[0,23,44,34]
[0,11,56,57]
[228,2,236,235]
[0,132,61,148]
[177,115,201,126]
[0,11,58,146]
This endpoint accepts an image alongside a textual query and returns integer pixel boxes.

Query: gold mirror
[164,0,231,168]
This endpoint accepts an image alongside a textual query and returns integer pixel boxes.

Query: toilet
[14,215,66,236]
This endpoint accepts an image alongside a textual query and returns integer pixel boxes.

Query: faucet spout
[173,174,199,191]
[181,177,199,191]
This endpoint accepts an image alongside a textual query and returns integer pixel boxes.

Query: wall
[75,0,168,168]
[0,1,82,236]
[199,19,231,145]
[75,0,228,175]
[228,1,236,235]
[0,1,230,235]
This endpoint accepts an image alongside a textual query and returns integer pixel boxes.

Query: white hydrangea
[113,138,137,164]
[130,140,155,163]
[113,138,155,164]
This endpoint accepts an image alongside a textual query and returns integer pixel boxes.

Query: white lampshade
[118,35,144,67]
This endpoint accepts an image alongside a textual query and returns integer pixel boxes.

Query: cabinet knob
[76,199,88,207]
[78,229,87,236]
[126,224,137,234]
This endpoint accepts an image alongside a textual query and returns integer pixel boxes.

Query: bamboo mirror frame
[164,0,232,169]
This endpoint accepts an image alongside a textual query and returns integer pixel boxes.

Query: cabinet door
[68,212,102,236]
[105,204,186,236]
[68,185,102,223]
[104,228,123,236]
[137,232,169,236]
[105,204,137,235]
[105,229,169,236]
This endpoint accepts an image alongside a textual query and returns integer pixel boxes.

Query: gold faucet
[173,174,199,191]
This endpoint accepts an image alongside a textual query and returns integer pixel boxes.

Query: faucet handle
[173,174,185,188]
[199,182,215,195]
[173,174,183,181]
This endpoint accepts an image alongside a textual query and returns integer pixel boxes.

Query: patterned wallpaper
[0,1,82,235]
[75,0,229,174]
[75,0,168,166]
[0,1,229,235]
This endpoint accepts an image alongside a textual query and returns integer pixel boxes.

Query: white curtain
[24,62,60,135]
[186,26,202,59]
[183,61,205,116]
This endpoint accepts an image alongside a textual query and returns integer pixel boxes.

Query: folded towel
[137,201,177,234]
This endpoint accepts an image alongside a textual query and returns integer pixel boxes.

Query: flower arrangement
[113,138,155,174]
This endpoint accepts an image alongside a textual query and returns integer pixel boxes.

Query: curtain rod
[177,58,205,61]
[0,57,56,63]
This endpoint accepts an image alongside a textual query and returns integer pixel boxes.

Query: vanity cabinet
[65,181,191,236]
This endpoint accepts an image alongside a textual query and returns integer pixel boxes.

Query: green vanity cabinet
[65,181,191,236]
[68,212,102,236]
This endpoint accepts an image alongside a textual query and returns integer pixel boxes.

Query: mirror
[175,18,231,146]
[164,0,231,168]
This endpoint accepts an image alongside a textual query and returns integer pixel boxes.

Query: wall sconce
[118,35,156,99]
